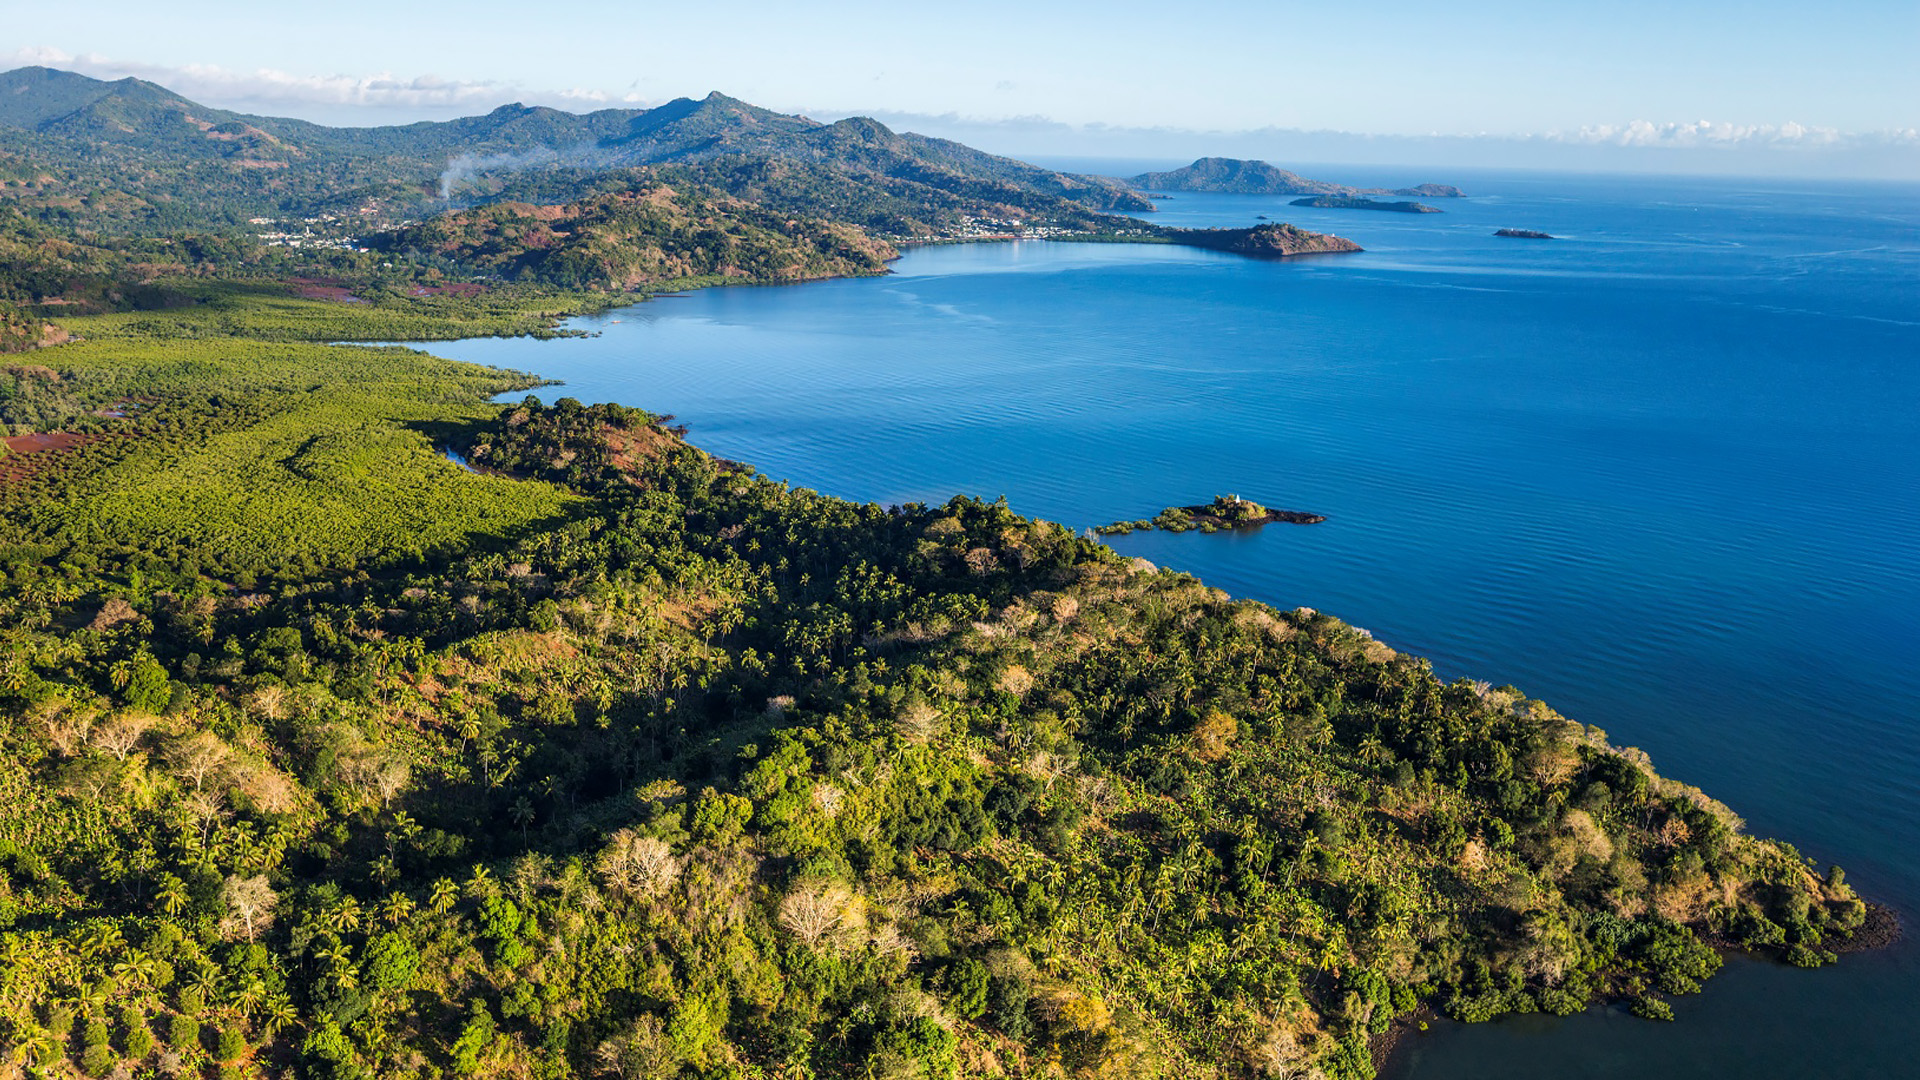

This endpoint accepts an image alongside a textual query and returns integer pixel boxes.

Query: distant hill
[0,67,1151,235]
[380,183,897,291]
[1289,196,1442,214]
[1129,157,1462,198]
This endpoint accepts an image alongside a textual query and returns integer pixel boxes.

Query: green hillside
[381,184,897,290]
[0,70,1150,237]
[0,288,1877,1080]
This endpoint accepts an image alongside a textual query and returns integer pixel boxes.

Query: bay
[419,169,1920,1076]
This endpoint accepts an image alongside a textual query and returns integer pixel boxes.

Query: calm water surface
[423,170,1920,1077]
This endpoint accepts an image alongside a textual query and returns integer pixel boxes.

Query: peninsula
[0,63,1890,1080]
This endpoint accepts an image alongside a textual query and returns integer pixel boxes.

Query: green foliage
[122,1015,155,1059]
[381,184,896,292]
[122,652,172,712]
[1629,996,1675,1022]
[870,1016,958,1079]
[0,291,581,586]
[0,298,1871,1080]
[216,1026,247,1062]
[450,1006,497,1076]
[79,1040,115,1077]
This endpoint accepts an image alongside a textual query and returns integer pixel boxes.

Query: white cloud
[826,104,1919,155]
[1543,119,1919,150]
[7,46,511,111]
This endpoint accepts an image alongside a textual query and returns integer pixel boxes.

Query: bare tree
[33,697,96,757]
[186,788,228,847]
[596,830,679,900]
[777,881,864,951]
[331,733,410,808]
[166,731,231,792]
[91,714,151,761]
[219,875,278,941]
[246,684,288,722]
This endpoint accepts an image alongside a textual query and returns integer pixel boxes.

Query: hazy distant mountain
[0,67,1151,233]
[1129,157,1462,198]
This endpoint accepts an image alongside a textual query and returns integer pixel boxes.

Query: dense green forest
[0,68,1146,241]
[0,287,1877,1080]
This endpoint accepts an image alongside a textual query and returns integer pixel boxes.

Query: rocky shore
[1096,493,1326,534]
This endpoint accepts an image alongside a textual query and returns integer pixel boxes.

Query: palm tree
[10,1027,58,1069]
[464,864,496,900]
[428,877,459,916]
[325,898,363,936]
[191,965,221,1002]
[379,892,416,927]
[231,974,268,1017]
[78,924,125,960]
[509,796,536,841]
[111,952,162,990]
[260,995,299,1037]
[370,855,400,889]
[157,874,189,917]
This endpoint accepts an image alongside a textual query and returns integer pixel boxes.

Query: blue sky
[9,0,1918,175]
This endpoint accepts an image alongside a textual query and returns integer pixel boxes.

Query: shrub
[80,1041,116,1077]
[216,1026,247,1062]
[990,973,1032,1038]
[168,1013,200,1051]
[944,957,991,1019]
[121,1011,155,1059]
[1629,996,1674,1022]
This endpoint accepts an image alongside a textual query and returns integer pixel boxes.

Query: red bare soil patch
[0,431,120,487]
[287,277,365,303]
[4,432,90,454]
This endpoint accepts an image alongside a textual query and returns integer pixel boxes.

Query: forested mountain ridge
[0,288,1883,1079]
[0,68,1149,237]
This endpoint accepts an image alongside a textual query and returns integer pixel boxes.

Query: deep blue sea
[421,169,1920,1077]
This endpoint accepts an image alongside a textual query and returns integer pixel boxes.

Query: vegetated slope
[0,305,69,354]
[0,297,581,581]
[1130,157,1462,198]
[380,183,897,290]
[0,68,1149,236]
[1163,222,1363,257]
[0,294,1878,1080]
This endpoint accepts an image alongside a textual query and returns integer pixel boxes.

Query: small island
[1290,196,1443,214]
[1128,157,1463,197]
[1398,182,1467,198]
[1162,222,1362,257]
[1495,228,1556,239]
[1096,493,1327,535]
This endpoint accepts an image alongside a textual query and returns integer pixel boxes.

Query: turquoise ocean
[421,168,1919,1077]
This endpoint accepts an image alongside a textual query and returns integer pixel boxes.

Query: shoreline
[310,221,1913,1080]
[1372,901,1904,1077]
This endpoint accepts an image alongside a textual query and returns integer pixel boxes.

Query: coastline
[1371,901,1905,1077]
[336,213,1918,1076]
